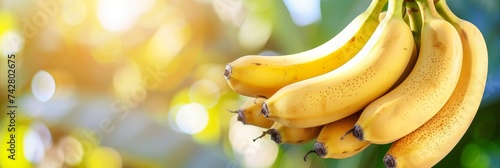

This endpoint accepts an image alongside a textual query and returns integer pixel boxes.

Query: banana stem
[415,0,441,21]
[303,142,327,161]
[368,0,390,19]
[405,0,422,48]
[402,1,407,18]
[386,0,405,19]
[435,0,459,24]
[406,0,422,32]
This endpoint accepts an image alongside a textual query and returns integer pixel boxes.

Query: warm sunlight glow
[31,70,56,102]
[176,103,209,135]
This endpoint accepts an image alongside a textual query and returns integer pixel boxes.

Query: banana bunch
[224,0,488,166]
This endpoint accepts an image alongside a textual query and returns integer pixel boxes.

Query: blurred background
[0,0,499,167]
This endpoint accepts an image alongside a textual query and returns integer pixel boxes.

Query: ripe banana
[303,112,370,161]
[345,0,463,144]
[252,122,322,145]
[224,0,387,98]
[387,0,421,91]
[383,0,488,167]
[229,97,274,128]
[260,0,414,128]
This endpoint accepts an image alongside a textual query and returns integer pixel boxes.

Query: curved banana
[260,0,414,128]
[252,122,322,145]
[387,0,421,91]
[303,112,370,161]
[345,0,463,144]
[230,97,274,128]
[224,0,387,98]
[384,0,488,167]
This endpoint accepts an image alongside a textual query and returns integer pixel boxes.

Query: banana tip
[352,125,364,141]
[383,154,396,168]
[227,108,246,124]
[303,142,326,162]
[341,124,364,141]
[268,129,281,144]
[260,102,269,118]
[237,109,245,124]
[224,64,232,80]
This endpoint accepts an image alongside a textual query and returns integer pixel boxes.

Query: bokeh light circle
[31,70,56,102]
[23,129,45,164]
[168,104,183,133]
[189,79,220,108]
[30,121,52,148]
[38,147,64,168]
[56,136,84,167]
[283,0,321,26]
[97,0,139,32]
[61,0,87,26]
[238,15,272,50]
[228,115,278,167]
[0,31,24,56]
[175,103,209,134]
[461,142,490,167]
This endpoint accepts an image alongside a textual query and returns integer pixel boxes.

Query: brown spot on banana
[433,41,445,50]
[460,29,468,40]
[350,37,356,43]
[407,7,418,14]
[431,32,446,51]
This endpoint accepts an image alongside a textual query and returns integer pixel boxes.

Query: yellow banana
[345,0,463,144]
[252,122,322,145]
[224,0,387,98]
[260,0,414,128]
[384,0,488,167]
[229,97,274,128]
[380,3,418,92]
[388,0,421,91]
[303,112,370,160]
